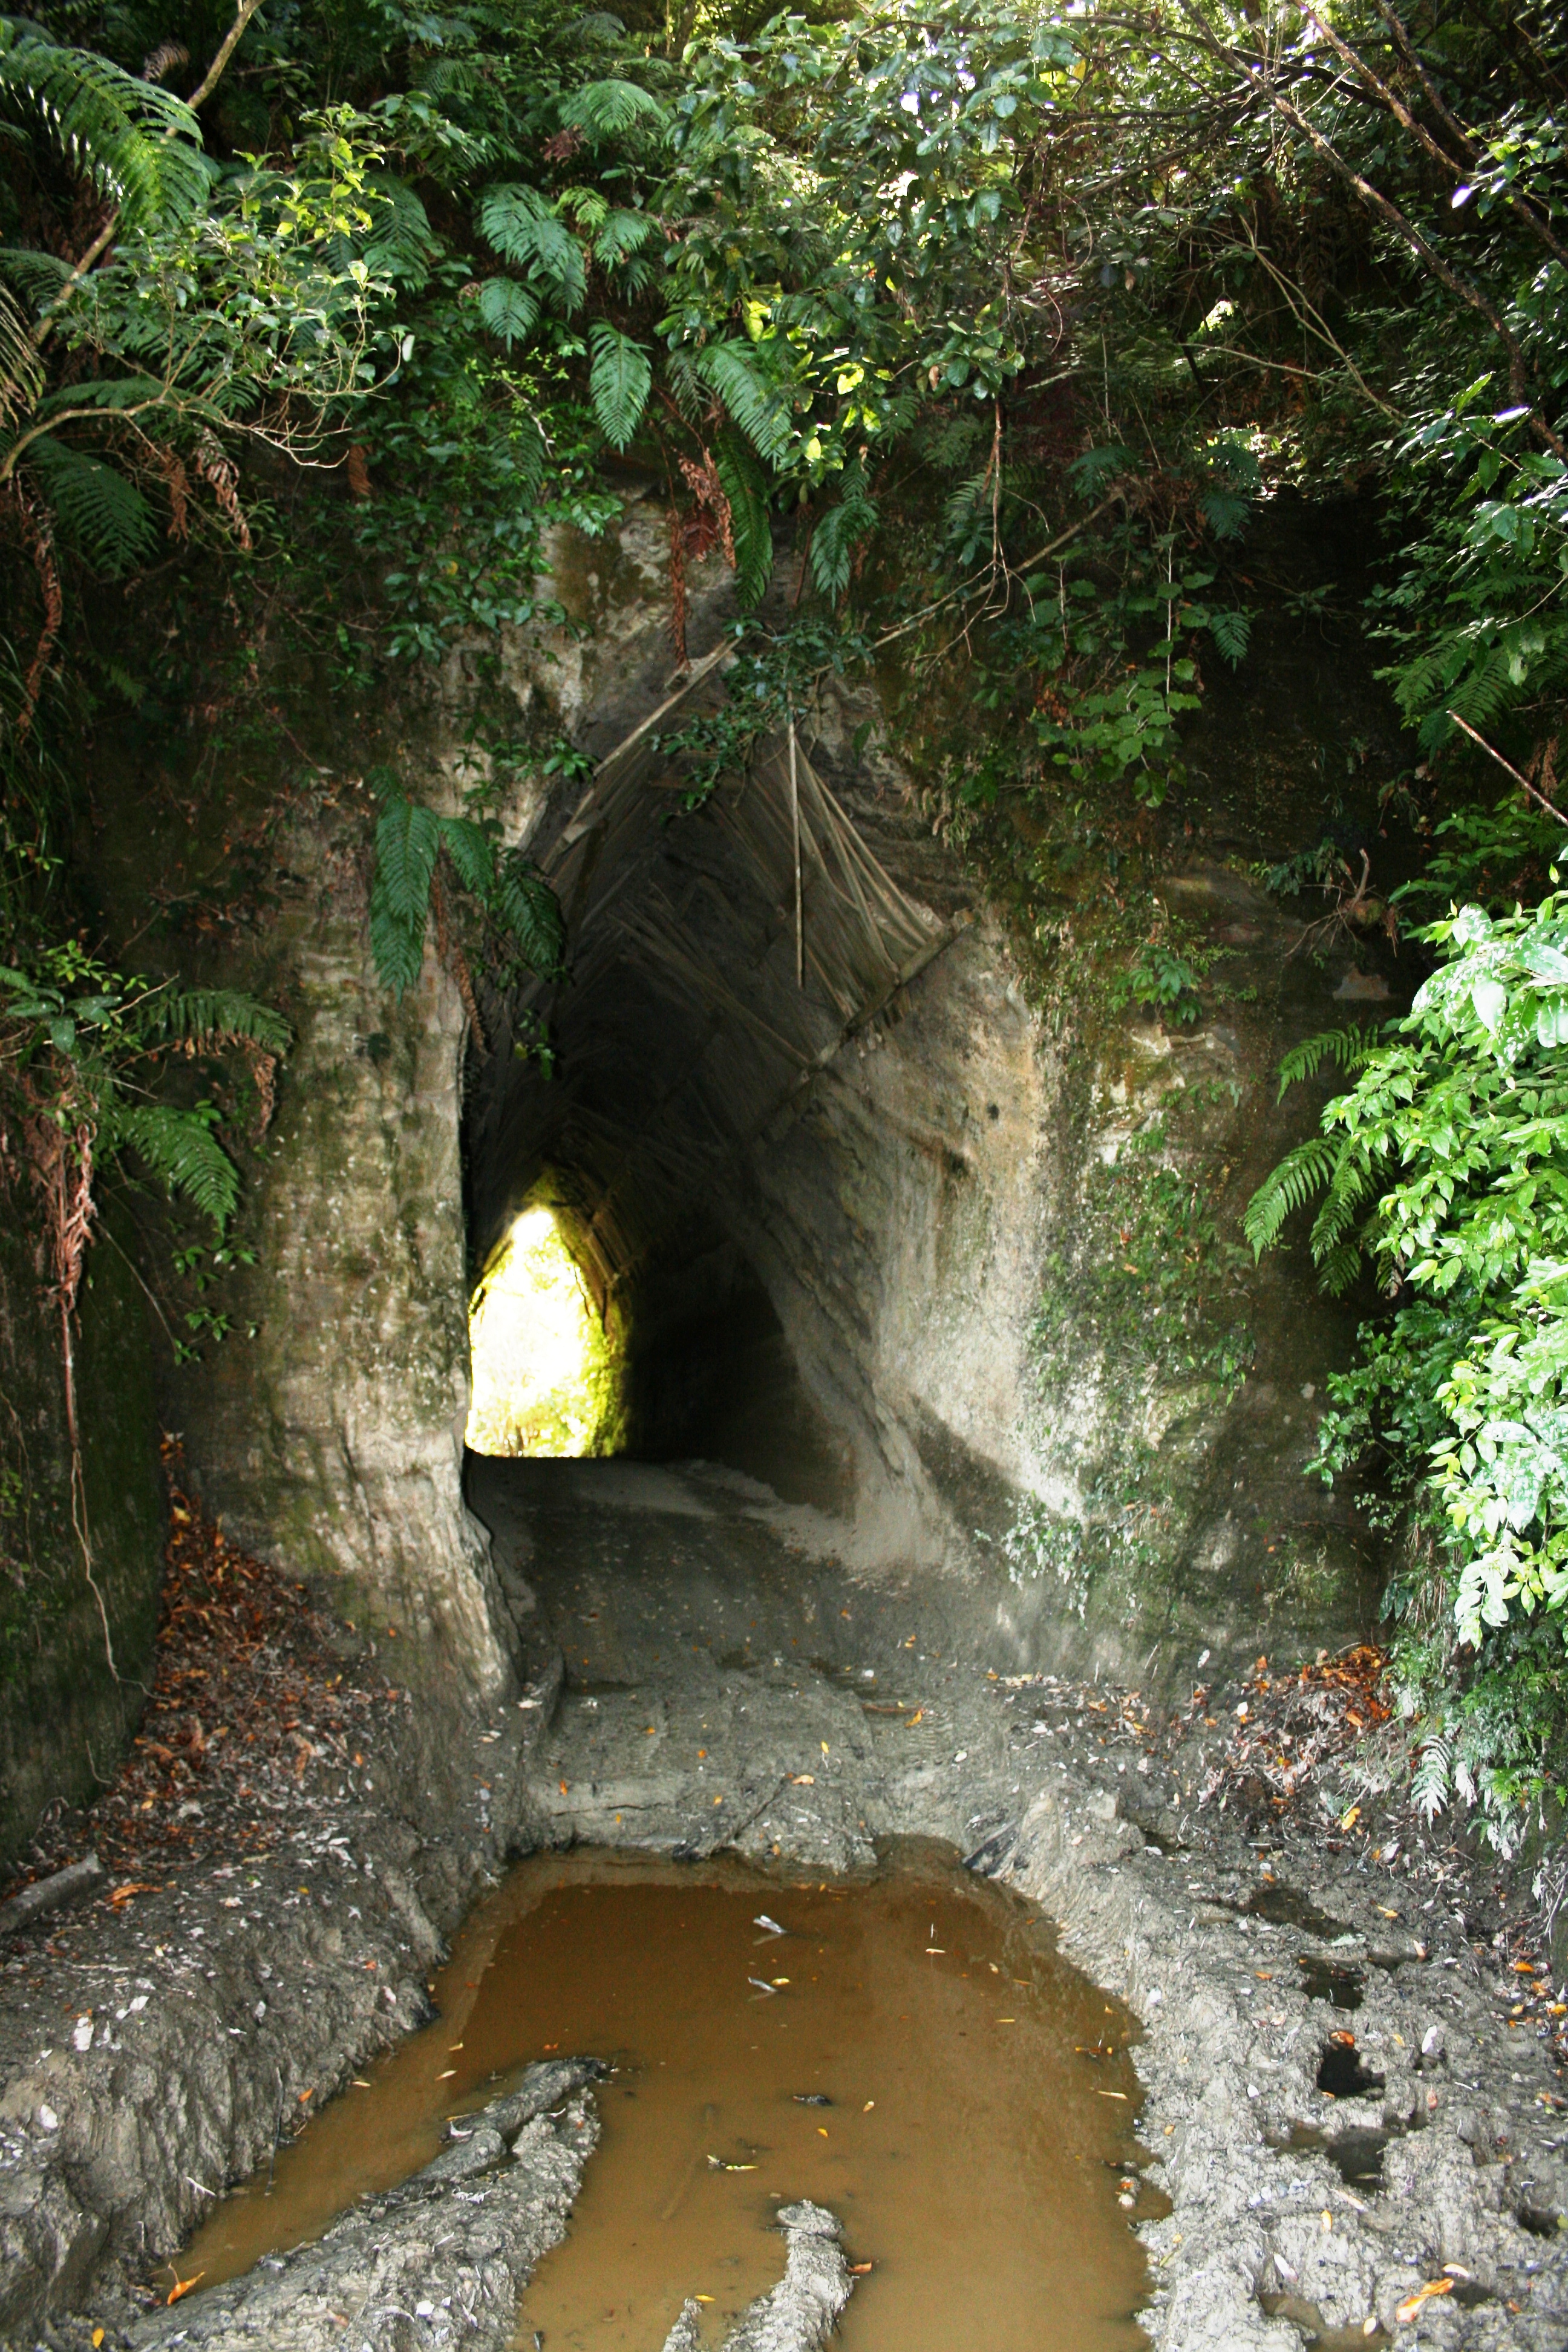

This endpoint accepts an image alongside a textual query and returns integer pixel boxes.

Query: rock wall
[0,1210,162,1867]
[164,797,511,1696]
[51,487,1396,1717]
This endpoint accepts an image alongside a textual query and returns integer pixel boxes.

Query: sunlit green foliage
[1250,889,1568,1843]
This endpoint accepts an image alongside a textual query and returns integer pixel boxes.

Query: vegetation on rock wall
[2,0,1567,1846]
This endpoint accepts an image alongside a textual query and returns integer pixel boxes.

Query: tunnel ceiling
[463,638,970,1307]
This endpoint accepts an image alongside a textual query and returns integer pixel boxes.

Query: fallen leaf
[166,2272,204,2305]
[1095,2089,1127,2099]
[1396,2281,1453,2324]
[850,2262,873,2276]
[1339,1804,1361,1830]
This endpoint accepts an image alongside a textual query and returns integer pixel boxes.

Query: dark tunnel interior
[457,638,965,1522]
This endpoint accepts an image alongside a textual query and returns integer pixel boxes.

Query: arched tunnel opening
[459,642,973,1573]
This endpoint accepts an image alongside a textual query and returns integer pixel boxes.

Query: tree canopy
[4,0,1568,1843]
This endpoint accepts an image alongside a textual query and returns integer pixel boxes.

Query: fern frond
[475,276,538,348]
[1207,607,1251,667]
[362,174,440,290]
[1243,1133,1342,1256]
[693,341,791,465]
[1276,1025,1379,1100]
[811,471,878,599]
[0,279,41,430]
[1310,1154,1375,1264]
[370,794,439,998]
[374,794,440,923]
[1411,1733,1453,1823]
[589,321,651,450]
[0,244,70,303]
[558,77,666,136]
[437,814,495,897]
[492,853,564,976]
[0,22,206,229]
[478,184,585,312]
[23,431,155,575]
[137,988,290,1056]
[713,427,772,605]
[595,207,655,268]
[369,900,426,999]
[35,374,164,416]
[109,1101,241,1233]
[1315,1238,1365,1296]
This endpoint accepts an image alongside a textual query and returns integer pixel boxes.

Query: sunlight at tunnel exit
[465,1207,619,1458]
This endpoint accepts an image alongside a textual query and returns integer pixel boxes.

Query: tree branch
[1174,0,1566,462]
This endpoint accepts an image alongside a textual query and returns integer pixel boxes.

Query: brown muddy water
[169,1841,1154,2350]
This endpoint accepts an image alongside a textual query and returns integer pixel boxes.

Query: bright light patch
[466,1207,618,1457]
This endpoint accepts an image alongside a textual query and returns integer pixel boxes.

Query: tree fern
[107,1099,243,1233]
[0,20,207,230]
[24,433,155,576]
[589,321,651,451]
[1243,1133,1341,1256]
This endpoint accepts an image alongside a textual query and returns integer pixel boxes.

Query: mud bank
[3,1461,1566,2352]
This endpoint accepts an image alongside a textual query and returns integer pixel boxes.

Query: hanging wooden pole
[788,716,804,988]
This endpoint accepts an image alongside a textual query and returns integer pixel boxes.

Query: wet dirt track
[2,1455,1567,2351]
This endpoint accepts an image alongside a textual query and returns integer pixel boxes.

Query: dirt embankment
[0,1454,522,2346]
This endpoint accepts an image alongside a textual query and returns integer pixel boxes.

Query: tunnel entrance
[460,638,967,1537]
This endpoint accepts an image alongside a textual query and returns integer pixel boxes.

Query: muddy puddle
[169,1840,1152,2349]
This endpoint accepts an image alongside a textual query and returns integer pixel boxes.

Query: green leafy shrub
[1249,885,1568,1844]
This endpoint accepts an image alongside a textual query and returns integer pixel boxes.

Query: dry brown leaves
[22,1437,395,1898]
[1183,1646,1391,1823]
